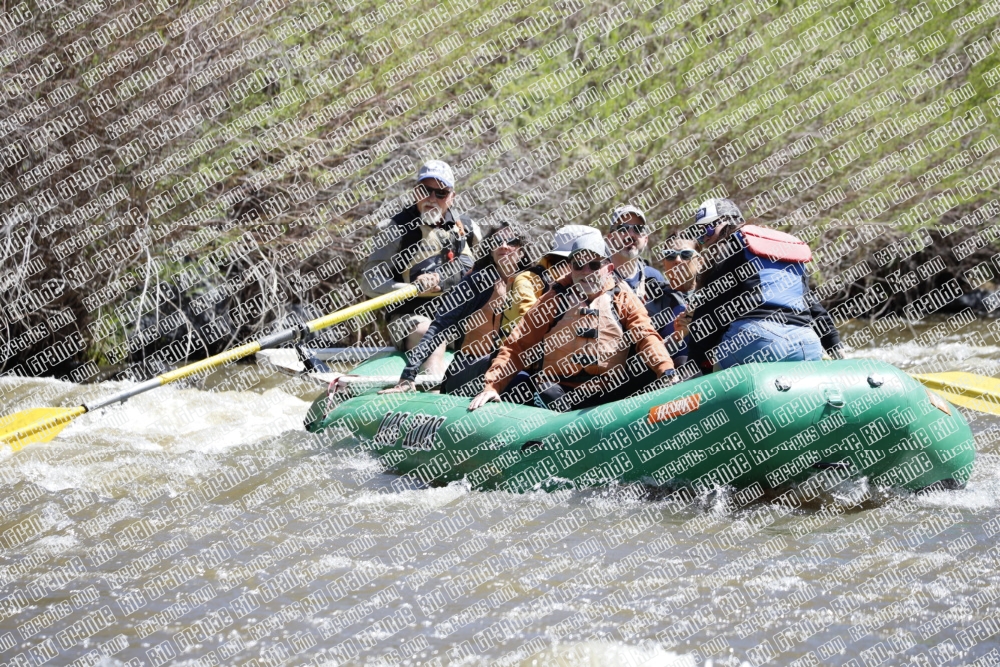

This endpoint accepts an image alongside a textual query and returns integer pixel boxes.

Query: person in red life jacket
[685,198,842,373]
[362,160,478,377]
[378,223,541,397]
[652,238,703,369]
[468,235,676,412]
[606,205,667,312]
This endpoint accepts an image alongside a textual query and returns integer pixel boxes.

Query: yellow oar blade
[911,372,1000,416]
[0,407,87,451]
[0,286,420,450]
[930,392,1000,415]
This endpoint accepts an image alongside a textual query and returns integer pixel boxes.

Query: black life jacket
[389,205,475,282]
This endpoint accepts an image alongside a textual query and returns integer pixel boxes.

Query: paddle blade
[911,372,1000,416]
[0,407,86,451]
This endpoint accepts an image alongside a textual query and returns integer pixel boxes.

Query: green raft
[304,353,975,497]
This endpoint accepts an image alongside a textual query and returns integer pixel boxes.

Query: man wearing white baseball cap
[686,198,841,373]
[469,235,676,412]
[520,224,604,296]
[362,160,478,375]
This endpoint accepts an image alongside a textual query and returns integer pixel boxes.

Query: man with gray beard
[362,160,478,375]
[604,204,674,389]
[605,205,667,317]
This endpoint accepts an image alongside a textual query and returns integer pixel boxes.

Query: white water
[0,321,998,666]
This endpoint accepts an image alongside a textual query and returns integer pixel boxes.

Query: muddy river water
[0,318,998,666]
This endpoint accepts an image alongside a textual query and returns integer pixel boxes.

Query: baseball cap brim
[611,205,647,226]
[418,175,454,189]
[568,235,610,259]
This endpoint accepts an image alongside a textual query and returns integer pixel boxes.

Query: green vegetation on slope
[1,0,997,374]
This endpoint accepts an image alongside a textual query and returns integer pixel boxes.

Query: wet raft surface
[309,359,975,494]
[0,328,999,666]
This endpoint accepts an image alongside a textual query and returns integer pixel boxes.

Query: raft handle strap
[823,387,845,409]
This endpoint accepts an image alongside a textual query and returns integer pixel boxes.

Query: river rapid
[0,317,999,667]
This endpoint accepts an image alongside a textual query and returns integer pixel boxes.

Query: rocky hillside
[0,0,997,377]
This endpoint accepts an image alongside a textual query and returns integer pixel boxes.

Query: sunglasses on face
[495,236,523,248]
[663,249,699,261]
[417,186,453,199]
[572,258,607,271]
[614,223,647,235]
[696,217,740,243]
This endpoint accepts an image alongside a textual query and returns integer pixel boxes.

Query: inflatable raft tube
[305,356,975,495]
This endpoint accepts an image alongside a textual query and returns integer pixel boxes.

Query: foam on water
[520,641,697,667]
[848,339,1000,370]
[916,453,1000,511]
[60,383,309,452]
[25,532,78,555]
[0,375,74,396]
[349,479,471,508]
[0,378,313,504]
[15,458,89,492]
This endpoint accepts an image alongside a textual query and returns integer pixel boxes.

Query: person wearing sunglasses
[653,238,703,369]
[361,160,479,377]
[520,224,605,298]
[685,198,842,374]
[469,235,676,412]
[606,205,667,311]
[377,223,543,397]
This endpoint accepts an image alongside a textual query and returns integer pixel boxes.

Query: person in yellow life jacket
[686,198,842,372]
[468,235,677,412]
[378,223,541,397]
[361,160,478,376]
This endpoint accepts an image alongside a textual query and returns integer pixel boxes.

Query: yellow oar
[0,286,418,451]
[912,372,1000,416]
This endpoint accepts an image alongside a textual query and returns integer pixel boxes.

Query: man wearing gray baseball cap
[362,160,479,375]
[605,205,666,303]
[605,204,671,321]
[469,234,676,411]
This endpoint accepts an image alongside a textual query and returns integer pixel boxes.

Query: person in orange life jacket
[378,223,541,397]
[685,198,842,373]
[468,235,676,411]
[605,205,668,313]
[476,224,604,406]
[653,238,703,368]
[361,160,478,377]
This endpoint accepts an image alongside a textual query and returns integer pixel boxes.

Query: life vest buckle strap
[542,290,628,382]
